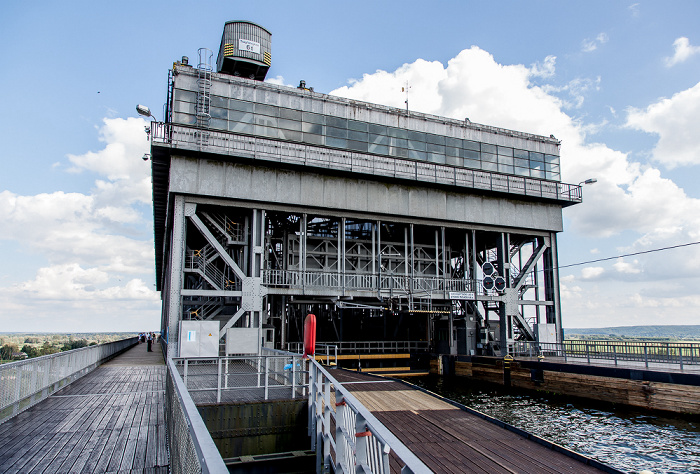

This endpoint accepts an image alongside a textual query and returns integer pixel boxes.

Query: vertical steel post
[217,358,222,403]
[264,357,269,400]
[644,346,649,369]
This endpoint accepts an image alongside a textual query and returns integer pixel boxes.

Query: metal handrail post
[644,346,649,369]
[613,345,617,366]
[680,348,684,371]
[217,358,222,403]
[184,359,189,388]
[586,343,590,364]
[264,357,269,400]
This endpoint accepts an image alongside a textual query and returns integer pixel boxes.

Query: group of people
[139,332,158,352]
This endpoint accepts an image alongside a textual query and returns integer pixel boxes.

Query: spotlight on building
[136,104,157,121]
[579,178,597,185]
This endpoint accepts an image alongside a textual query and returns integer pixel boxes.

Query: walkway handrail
[289,340,429,355]
[166,358,228,474]
[509,340,700,370]
[0,337,138,424]
[309,359,431,473]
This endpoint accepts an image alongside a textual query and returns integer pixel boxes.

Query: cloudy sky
[1,1,699,331]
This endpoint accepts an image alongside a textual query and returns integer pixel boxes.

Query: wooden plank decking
[0,342,168,474]
[331,369,609,474]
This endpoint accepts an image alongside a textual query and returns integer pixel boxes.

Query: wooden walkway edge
[0,342,168,474]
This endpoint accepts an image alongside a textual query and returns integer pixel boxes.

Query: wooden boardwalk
[331,370,609,474]
[0,343,168,474]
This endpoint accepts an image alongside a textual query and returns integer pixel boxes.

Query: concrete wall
[169,155,564,232]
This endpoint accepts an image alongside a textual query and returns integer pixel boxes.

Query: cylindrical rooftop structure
[216,21,271,81]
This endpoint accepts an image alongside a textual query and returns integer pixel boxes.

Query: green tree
[1,344,19,360]
[21,345,40,358]
[40,342,59,356]
[61,338,89,351]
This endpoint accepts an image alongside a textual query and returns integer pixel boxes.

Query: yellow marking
[224,43,234,56]
[263,51,271,66]
[361,367,411,373]
[314,353,411,361]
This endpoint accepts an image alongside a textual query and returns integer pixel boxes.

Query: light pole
[136,104,158,121]
[578,178,597,186]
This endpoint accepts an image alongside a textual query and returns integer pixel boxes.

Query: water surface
[411,376,700,474]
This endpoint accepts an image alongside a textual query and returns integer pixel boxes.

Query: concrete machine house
[149,21,582,361]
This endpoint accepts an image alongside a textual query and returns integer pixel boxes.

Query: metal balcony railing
[151,122,582,203]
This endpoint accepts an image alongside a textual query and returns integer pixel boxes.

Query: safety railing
[309,359,430,473]
[172,352,308,404]
[289,341,429,355]
[509,340,700,370]
[0,337,138,424]
[263,269,479,294]
[151,122,582,204]
[166,358,228,474]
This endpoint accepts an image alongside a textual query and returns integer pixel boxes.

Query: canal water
[411,376,700,474]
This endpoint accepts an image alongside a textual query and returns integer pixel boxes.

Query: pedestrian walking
[147,332,152,352]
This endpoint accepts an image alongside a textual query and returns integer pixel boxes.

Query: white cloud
[613,258,641,274]
[665,37,700,67]
[581,33,609,52]
[581,266,605,280]
[0,117,159,332]
[529,55,556,79]
[625,81,700,167]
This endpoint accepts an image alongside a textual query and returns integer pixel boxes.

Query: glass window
[514,167,530,177]
[173,112,197,124]
[545,154,559,163]
[278,118,302,131]
[369,123,386,134]
[408,149,427,161]
[326,116,347,129]
[548,172,561,181]
[230,121,254,134]
[481,153,497,163]
[482,144,497,154]
[255,103,279,117]
[279,130,302,141]
[386,127,408,139]
[498,155,514,166]
[348,120,368,132]
[304,133,324,146]
[530,152,544,163]
[463,158,480,169]
[497,146,513,156]
[348,129,368,142]
[445,146,460,157]
[302,122,323,134]
[210,107,227,119]
[445,137,461,148]
[463,149,480,160]
[211,96,227,108]
[390,137,407,149]
[210,118,227,130]
[369,133,390,146]
[230,99,254,112]
[174,89,196,103]
[255,125,280,138]
[427,143,444,154]
[230,110,253,122]
[368,144,388,155]
[326,136,347,148]
[327,126,348,139]
[445,155,463,167]
[303,112,325,124]
[409,139,427,152]
[280,108,302,121]
[514,149,529,159]
[428,153,446,164]
[347,140,368,152]
[408,130,426,142]
[463,140,480,151]
[545,162,560,172]
[498,163,514,174]
[514,158,529,168]
[530,161,543,171]
[256,116,278,128]
[391,147,408,158]
[174,101,195,114]
[482,161,498,171]
[531,169,545,178]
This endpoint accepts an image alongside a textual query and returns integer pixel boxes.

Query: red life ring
[303,313,316,358]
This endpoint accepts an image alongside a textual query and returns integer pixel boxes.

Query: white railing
[0,337,138,424]
[173,352,308,404]
[151,122,582,203]
[309,360,431,473]
[509,340,700,370]
[166,358,228,474]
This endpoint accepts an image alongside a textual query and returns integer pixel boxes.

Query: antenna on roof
[402,81,411,114]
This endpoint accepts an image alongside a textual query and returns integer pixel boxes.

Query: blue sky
[2,1,700,331]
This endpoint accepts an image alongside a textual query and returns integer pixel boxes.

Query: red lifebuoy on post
[302,313,316,358]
